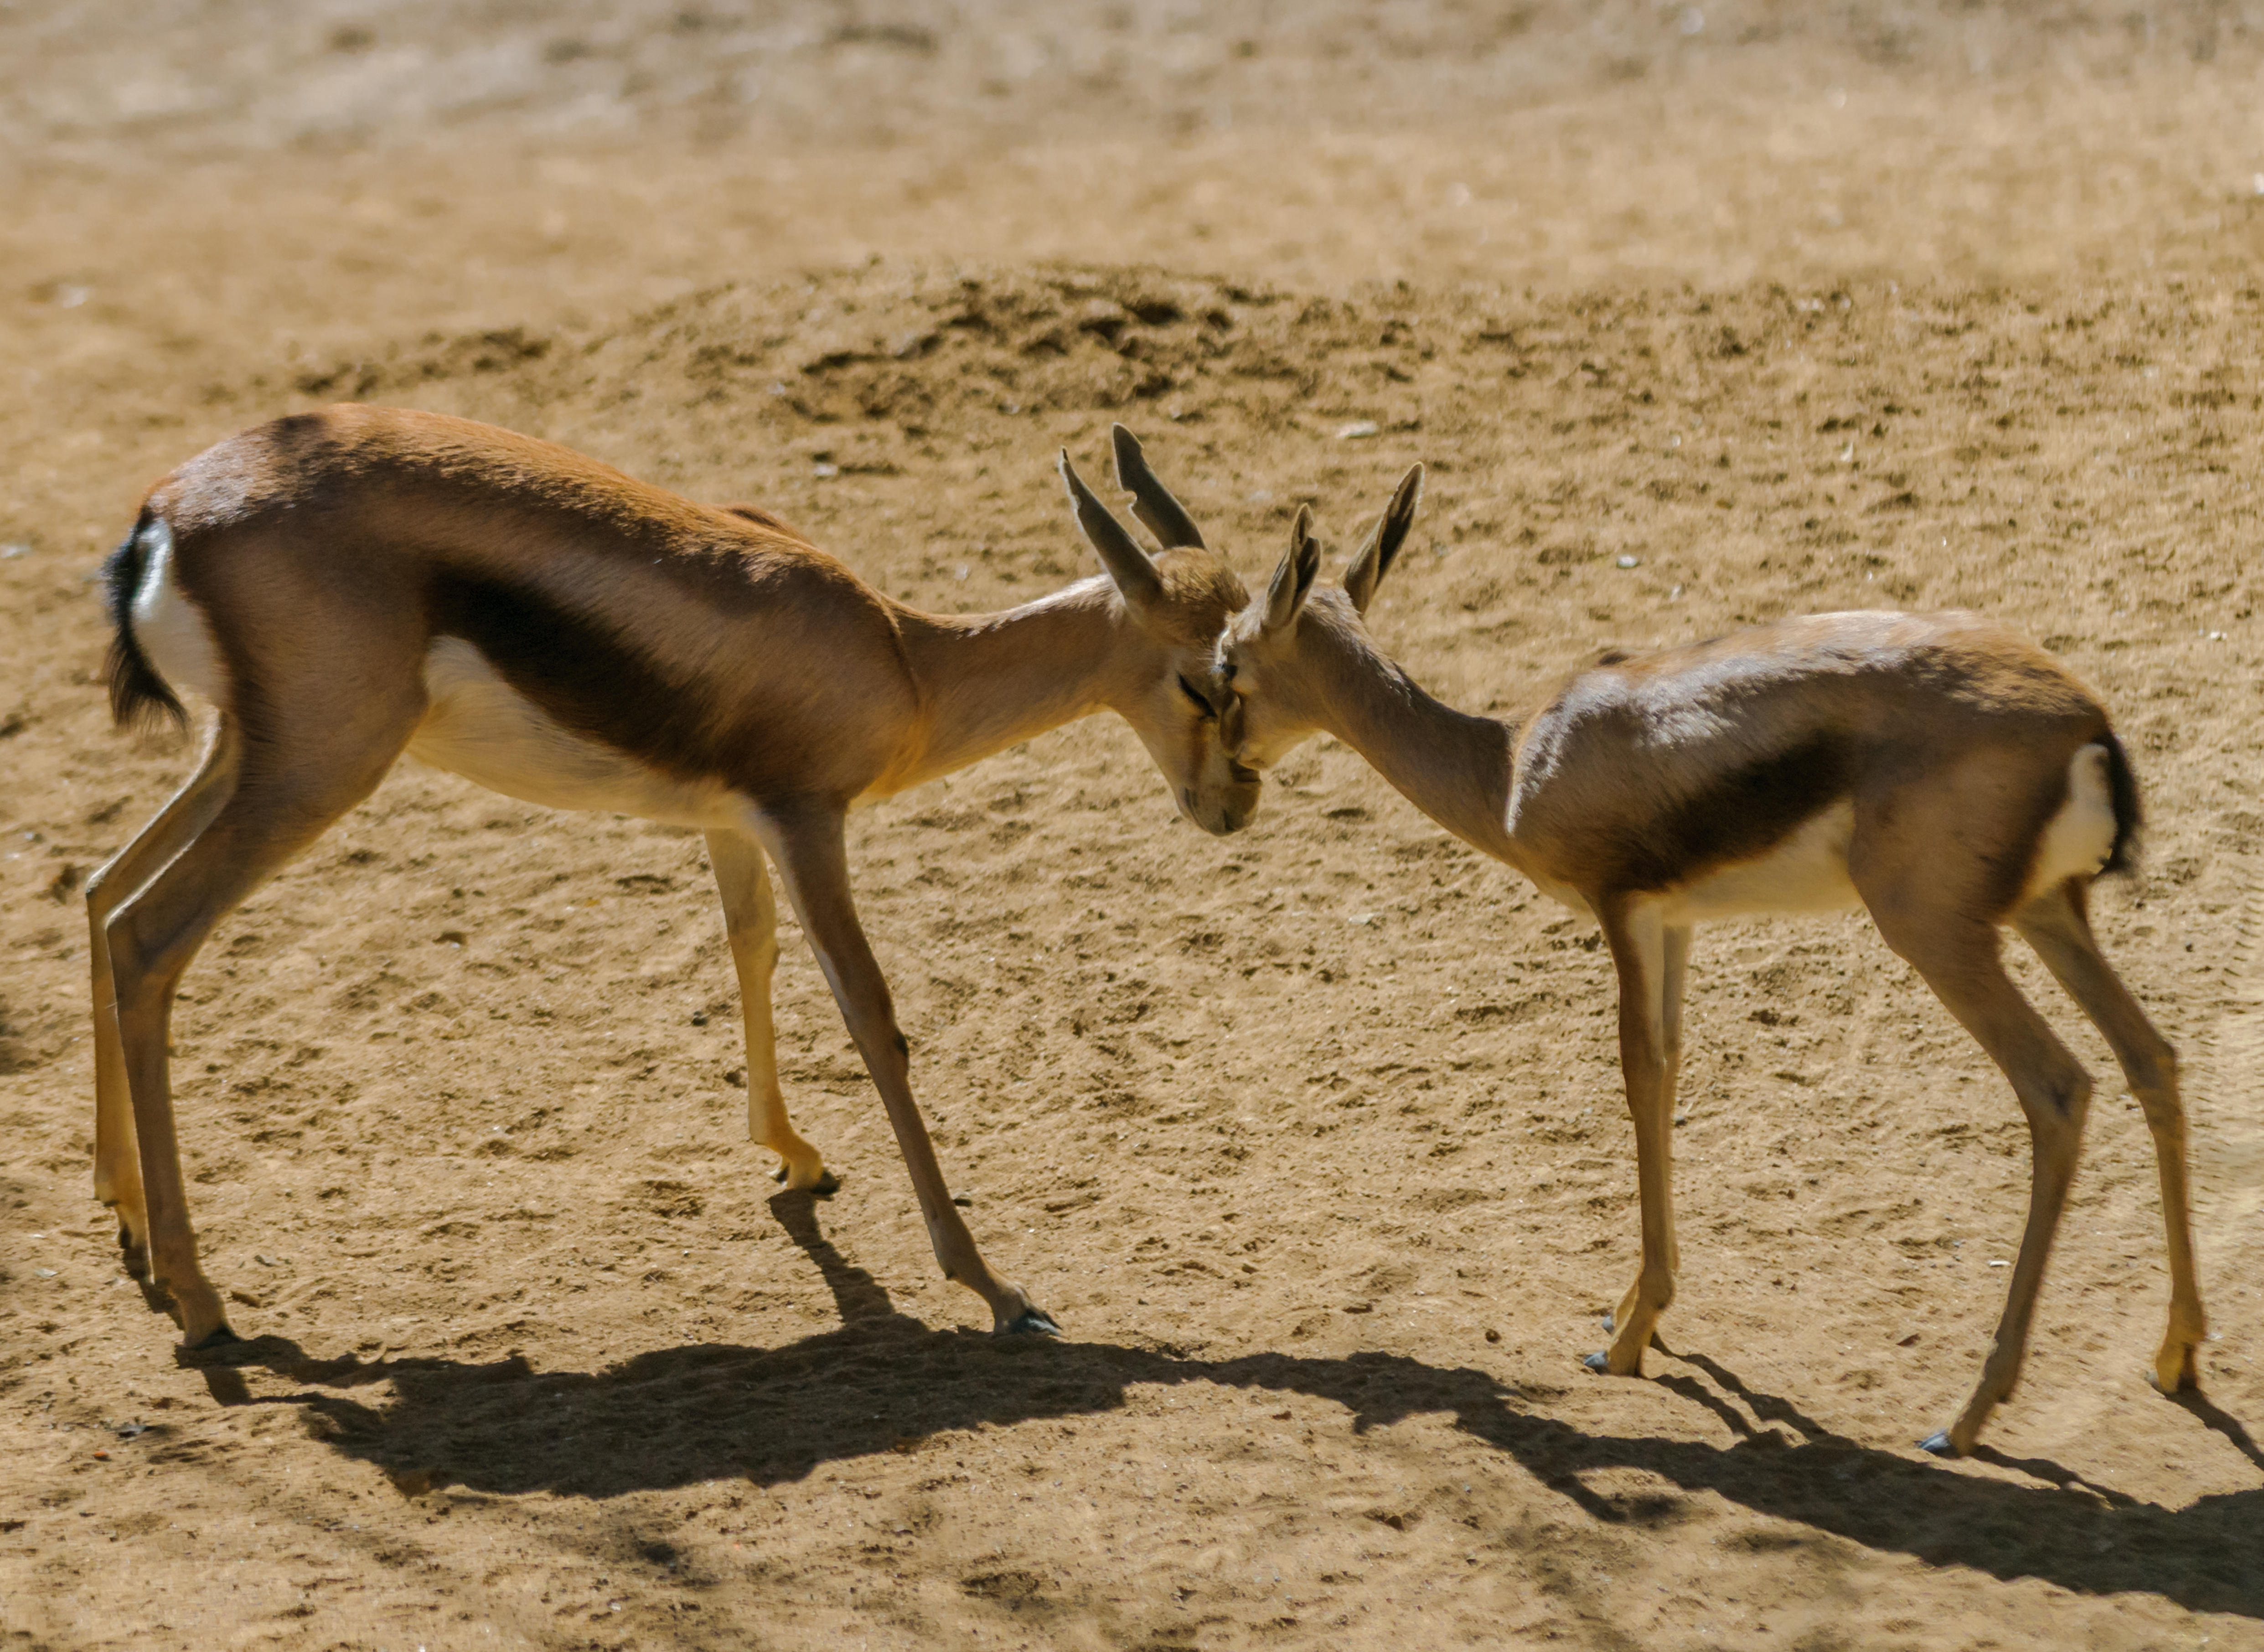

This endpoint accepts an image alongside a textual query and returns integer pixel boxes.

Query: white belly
[1655,798,1863,925]
[407,637,747,831]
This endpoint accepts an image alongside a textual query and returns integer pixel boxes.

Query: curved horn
[1110,424,1208,551]
[1343,464,1425,616]
[1059,449,1163,610]
[1262,505,1322,635]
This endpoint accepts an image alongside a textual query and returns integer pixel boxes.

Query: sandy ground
[4,5,2264,1649]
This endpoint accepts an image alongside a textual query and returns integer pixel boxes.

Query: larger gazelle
[1189,456,2202,1455]
[90,405,1254,1347]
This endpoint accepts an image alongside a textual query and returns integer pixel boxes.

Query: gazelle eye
[1177,675,1216,718]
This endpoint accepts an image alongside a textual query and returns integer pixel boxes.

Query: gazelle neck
[886,578,1133,791]
[1304,605,1519,864]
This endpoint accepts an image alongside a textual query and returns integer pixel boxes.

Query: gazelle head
[1059,428,1263,836]
[1216,464,1427,772]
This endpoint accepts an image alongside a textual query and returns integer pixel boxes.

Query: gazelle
[1173,448,2202,1456]
[89,405,1256,1348]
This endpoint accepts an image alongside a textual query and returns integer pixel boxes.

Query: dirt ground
[5,5,2264,1649]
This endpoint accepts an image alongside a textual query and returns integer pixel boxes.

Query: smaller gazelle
[89,406,1256,1349]
[1175,446,2202,1455]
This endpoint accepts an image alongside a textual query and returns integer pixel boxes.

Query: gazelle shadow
[183,1196,2263,1621]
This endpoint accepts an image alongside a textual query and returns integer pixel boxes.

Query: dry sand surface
[5,5,2264,1649]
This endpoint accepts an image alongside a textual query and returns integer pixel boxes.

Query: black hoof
[190,1323,244,1351]
[771,1168,842,1197]
[1001,1307,1061,1337]
[1918,1430,1958,1457]
[1582,1350,1611,1374]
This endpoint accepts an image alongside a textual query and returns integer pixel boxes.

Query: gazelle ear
[1342,464,1425,617]
[1262,506,1323,636]
[1110,425,1208,551]
[1060,449,1164,612]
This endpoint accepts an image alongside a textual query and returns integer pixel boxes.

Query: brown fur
[88,407,1255,1352]
[1222,487,2201,1458]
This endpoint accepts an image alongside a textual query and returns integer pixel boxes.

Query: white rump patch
[408,637,747,831]
[2020,743,2119,905]
[129,517,227,706]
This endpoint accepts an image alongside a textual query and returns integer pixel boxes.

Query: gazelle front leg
[751,803,1056,1334]
[1612,921,1690,1338]
[1590,898,1678,1377]
[704,829,833,1193]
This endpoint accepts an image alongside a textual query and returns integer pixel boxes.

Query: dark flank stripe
[426,570,716,782]
[1611,732,1856,893]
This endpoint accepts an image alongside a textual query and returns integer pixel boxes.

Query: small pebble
[1334,420,1379,440]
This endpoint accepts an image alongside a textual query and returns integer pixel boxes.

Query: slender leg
[1591,898,1676,1377]
[1867,904,2092,1455]
[1611,922,1692,1334]
[108,712,417,1346]
[87,719,243,1274]
[704,827,832,1192]
[750,803,1055,1334]
[1661,925,1691,1279]
[2016,878,2204,1394]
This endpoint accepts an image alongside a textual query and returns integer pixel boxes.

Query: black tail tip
[2098,728,2142,877]
[105,633,187,733]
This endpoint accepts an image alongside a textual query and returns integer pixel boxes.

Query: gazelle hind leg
[2016,878,2204,1393]
[1613,923,1690,1336]
[108,712,419,1346]
[1866,904,2092,1455]
[87,719,243,1274]
[1591,901,1677,1376]
[705,828,832,1192]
